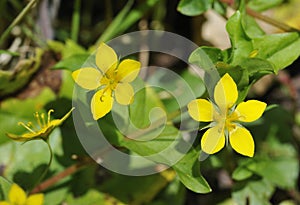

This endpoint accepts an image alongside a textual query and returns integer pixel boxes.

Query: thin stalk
[219,0,300,32]
[71,0,81,42]
[0,0,38,47]
[31,157,93,194]
[246,8,300,32]
[30,140,53,193]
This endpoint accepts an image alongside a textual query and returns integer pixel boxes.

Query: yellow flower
[188,73,266,157]
[6,108,74,142]
[72,43,141,120]
[0,183,44,205]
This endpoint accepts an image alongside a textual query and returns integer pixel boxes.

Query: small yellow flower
[6,108,74,142]
[0,183,44,205]
[188,73,266,157]
[72,43,141,120]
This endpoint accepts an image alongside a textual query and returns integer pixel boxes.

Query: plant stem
[30,140,53,193]
[71,0,81,42]
[219,0,300,32]
[30,156,94,194]
[0,0,38,47]
[246,8,300,32]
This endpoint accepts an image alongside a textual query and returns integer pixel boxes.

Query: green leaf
[47,40,65,54]
[181,69,206,98]
[44,186,69,205]
[177,0,212,16]
[62,39,87,59]
[200,47,225,63]
[98,0,134,43]
[173,148,211,193]
[59,70,75,99]
[232,164,253,181]
[247,0,284,12]
[129,79,166,129]
[216,64,249,88]
[189,47,220,97]
[98,0,159,43]
[248,157,298,189]
[212,0,227,15]
[226,11,253,65]
[52,54,89,71]
[239,58,274,82]
[253,32,300,72]
[241,15,265,39]
[232,178,274,205]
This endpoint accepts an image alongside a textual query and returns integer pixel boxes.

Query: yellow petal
[25,194,44,205]
[6,132,45,142]
[91,89,113,120]
[214,73,238,110]
[96,43,118,73]
[50,107,75,127]
[72,67,102,90]
[201,126,225,154]
[187,99,214,122]
[229,127,254,157]
[9,184,26,205]
[116,59,141,82]
[0,202,10,205]
[235,100,267,122]
[115,83,134,105]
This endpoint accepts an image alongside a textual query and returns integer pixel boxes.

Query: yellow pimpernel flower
[0,183,44,205]
[188,73,266,157]
[6,108,74,142]
[72,43,141,120]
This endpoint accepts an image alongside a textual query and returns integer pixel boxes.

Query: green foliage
[232,178,274,205]
[247,0,284,12]
[177,0,213,16]
[0,0,299,204]
[97,0,160,43]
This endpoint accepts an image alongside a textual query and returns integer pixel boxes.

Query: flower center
[214,107,239,132]
[18,110,54,133]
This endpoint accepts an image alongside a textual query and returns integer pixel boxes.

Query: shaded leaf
[177,0,212,16]
[232,178,274,205]
[52,54,89,71]
[247,0,284,12]
[253,32,300,72]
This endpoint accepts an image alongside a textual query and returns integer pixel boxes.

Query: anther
[48,109,54,125]
[41,113,46,127]
[18,122,35,133]
[35,112,42,128]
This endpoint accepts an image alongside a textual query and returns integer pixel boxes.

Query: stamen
[35,112,42,128]
[99,86,110,102]
[48,109,54,125]
[18,122,35,133]
[28,121,37,130]
[41,113,46,127]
